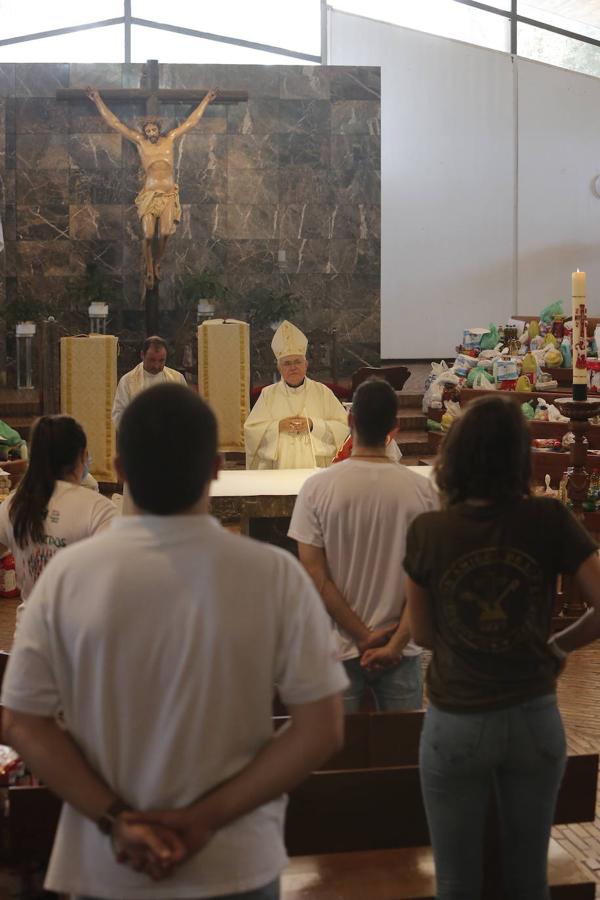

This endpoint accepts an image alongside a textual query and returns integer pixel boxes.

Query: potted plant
[244,286,299,331]
[181,270,228,319]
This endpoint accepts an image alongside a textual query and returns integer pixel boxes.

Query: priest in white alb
[112,335,186,429]
[244,321,349,469]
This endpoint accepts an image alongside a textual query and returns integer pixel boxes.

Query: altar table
[209,467,433,534]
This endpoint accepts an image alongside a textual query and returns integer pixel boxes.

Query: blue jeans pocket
[521,694,566,763]
[422,706,487,767]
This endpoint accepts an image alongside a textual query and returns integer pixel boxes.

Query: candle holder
[554,396,600,617]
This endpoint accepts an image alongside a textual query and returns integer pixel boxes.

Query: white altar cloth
[209,466,433,499]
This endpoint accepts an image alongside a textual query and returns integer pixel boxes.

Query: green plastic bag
[0,420,24,447]
[479,325,498,350]
[467,366,494,388]
[521,401,535,420]
[538,300,564,325]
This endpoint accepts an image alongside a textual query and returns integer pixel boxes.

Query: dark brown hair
[352,378,398,447]
[142,335,168,354]
[9,416,87,548]
[434,393,531,506]
[118,384,217,514]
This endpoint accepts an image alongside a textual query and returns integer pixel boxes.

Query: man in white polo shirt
[2,384,346,899]
[289,378,438,712]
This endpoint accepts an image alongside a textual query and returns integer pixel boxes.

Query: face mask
[81,454,92,483]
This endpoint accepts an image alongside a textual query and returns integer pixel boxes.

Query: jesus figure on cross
[87,86,218,288]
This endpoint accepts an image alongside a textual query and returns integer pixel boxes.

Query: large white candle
[572,269,588,400]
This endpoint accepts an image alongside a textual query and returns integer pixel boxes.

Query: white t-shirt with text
[2,514,347,899]
[288,459,438,660]
[0,480,116,603]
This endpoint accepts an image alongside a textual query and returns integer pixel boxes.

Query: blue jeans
[78,878,279,900]
[419,695,567,900]
[342,654,423,713]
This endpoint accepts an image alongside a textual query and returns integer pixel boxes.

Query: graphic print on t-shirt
[439,546,543,653]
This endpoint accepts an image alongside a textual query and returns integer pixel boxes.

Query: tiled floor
[1,597,600,894]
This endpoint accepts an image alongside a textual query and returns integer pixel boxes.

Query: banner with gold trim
[198,320,249,452]
[60,335,118,482]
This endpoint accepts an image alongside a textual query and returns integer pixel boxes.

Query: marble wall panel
[0,66,15,99]
[70,240,124,277]
[280,68,330,100]
[2,204,16,243]
[68,134,122,172]
[280,273,331,332]
[329,204,380,240]
[69,204,122,241]
[5,133,15,169]
[17,169,69,206]
[4,249,16,278]
[329,166,381,205]
[68,98,134,135]
[17,134,69,170]
[177,133,227,185]
[328,239,380,276]
[175,204,226,241]
[170,238,228,277]
[226,205,278,240]
[279,100,330,134]
[278,204,332,240]
[15,98,69,134]
[228,135,278,170]
[0,169,15,207]
[279,239,330,275]
[227,99,280,135]
[178,168,227,205]
[70,170,127,205]
[69,64,122,89]
[16,206,69,241]
[0,99,5,132]
[15,64,70,98]
[330,134,380,173]
[0,133,5,170]
[228,169,278,206]
[227,239,277,278]
[328,67,381,102]
[160,65,280,98]
[331,100,380,135]
[4,99,15,134]
[278,133,330,168]
[122,65,144,89]
[16,275,79,308]
[16,240,71,276]
[278,166,332,205]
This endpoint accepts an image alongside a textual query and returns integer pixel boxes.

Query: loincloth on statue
[135,186,181,235]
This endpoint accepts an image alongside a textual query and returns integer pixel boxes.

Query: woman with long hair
[404,393,600,899]
[0,416,116,616]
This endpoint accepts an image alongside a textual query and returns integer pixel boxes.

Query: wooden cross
[58,59,248,335]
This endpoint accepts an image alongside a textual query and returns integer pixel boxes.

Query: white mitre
[271,320,308,360]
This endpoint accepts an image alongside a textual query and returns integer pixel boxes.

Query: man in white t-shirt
[289,378,438,712]
[2,384,347,899]
[111,335,186,429]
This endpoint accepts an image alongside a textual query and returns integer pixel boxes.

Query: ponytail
[9,416,87,548]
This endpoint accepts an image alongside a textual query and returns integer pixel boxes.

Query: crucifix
[58,60,248,334]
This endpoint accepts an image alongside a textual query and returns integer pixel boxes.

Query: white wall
[517,59,600,314]
[329,10,600,358]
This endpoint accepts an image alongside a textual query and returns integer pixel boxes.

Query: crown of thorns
[142,118,162,130]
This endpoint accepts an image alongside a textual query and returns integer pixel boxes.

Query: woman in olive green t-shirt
[404,393,600,900]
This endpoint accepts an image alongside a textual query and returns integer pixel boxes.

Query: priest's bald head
[117,384,218,514]
[272,320,308,387]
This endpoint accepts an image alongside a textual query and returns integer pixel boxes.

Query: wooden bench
[282,754,598,899]
[275,710,424,769]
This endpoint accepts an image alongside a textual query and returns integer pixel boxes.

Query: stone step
[397,392,424,408]
[396,429,432,455]
[397,408,427,430]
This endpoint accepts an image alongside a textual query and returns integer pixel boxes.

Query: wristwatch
[97,798,131,835]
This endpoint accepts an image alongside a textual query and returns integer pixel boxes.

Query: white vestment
[111,363,186,428]
[244,377,349,469]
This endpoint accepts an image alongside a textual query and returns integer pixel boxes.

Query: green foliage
[243,286,299,329]
[180,270,228,305]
